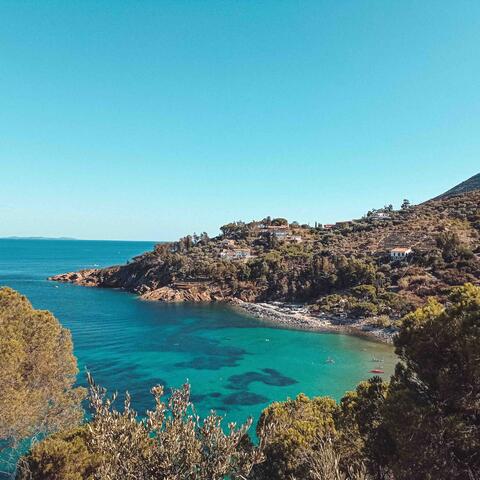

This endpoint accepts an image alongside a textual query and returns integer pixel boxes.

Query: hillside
[51,190,480,330]
[435,172,480,199]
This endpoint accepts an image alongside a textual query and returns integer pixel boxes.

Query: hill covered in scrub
[51,190,480,325]
[435,172,480,199]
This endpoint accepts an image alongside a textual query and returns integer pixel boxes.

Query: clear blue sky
[1,1,479,240]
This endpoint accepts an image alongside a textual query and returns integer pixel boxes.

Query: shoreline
[229,299,396,344]
[48,273,396,344]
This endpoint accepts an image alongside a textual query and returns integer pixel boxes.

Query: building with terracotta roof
[390,247,412,260]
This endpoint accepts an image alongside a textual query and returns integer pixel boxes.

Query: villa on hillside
[272,229,289,239]
[260,225,290,238]
[220,248,252,260]
[372,212,391,220]
[289,235,303,243]
[390,247,412,260]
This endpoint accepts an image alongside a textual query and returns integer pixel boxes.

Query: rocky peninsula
[50,190,480,344]
[50,269,396,342]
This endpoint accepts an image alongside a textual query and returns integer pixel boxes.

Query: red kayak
[370,369,385,374]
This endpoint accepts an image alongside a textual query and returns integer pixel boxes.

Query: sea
[0,239,396,428]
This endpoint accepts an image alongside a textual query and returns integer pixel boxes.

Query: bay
[0,239,396,427]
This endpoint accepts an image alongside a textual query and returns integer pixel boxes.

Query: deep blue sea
[0,239,396,427]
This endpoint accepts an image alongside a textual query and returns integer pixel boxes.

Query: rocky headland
[50,270,396,342]
[49,188,480,344]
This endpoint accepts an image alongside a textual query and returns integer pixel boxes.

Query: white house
[390,247,412,260]
[220,248,252,260]
[372,212,391,221]
[289,235,303,243]
[259,225,290,239]
[273,230,289,239]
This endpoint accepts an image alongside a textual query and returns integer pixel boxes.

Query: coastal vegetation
[253,283,480,480]
[51,190,480,337]
[0,288,84,472]
[18,377,270,480]
[2,283,478,478]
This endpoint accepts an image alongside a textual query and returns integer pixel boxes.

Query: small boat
[325,356,335,364]
[371,356,384,363]
[370,369,385,374]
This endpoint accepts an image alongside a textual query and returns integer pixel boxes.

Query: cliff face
[49,190,480,317]
[141,284,223,302]
[50,268,260,303]
[51,268,121,288]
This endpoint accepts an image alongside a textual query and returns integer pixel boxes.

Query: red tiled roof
[391,247,412,253]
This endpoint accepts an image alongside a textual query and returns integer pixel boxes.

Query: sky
[1,1,479,241]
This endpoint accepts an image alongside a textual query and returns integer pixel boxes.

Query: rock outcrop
[50,269,230,303]
[49,268,109,287]
[140,283,226,302]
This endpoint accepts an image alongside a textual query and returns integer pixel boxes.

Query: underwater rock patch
[226,368,297,390]
[223,391,269,406]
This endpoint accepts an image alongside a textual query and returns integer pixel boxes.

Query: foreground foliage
[9,283,480,479]
[383,283,480,479]
[253,394,338,479]
[0,287,84,472]
[253,284,480,480]
[19,375,270,480]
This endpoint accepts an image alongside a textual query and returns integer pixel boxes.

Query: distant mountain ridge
[435,172,480,199]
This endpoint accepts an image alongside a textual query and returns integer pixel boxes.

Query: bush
[20,375,270,480]
[350,301,378,317]
[253,394,338,479]
[350,285,377,301]
[17,427,100,480]
[383,284,480,479]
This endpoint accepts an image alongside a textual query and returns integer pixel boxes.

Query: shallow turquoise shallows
[0,239,396,426]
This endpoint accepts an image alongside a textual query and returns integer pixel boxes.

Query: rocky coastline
[229,299,396,344]
[48,191,480,347]
[49,270,396,343]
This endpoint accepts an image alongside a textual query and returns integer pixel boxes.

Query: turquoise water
[0,239,396,426]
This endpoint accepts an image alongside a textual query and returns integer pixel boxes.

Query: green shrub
[18,427,100,480]
[383,284,480,479]
[350,285,377,301]
[253,394,338,479]
[350,301,378,317]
